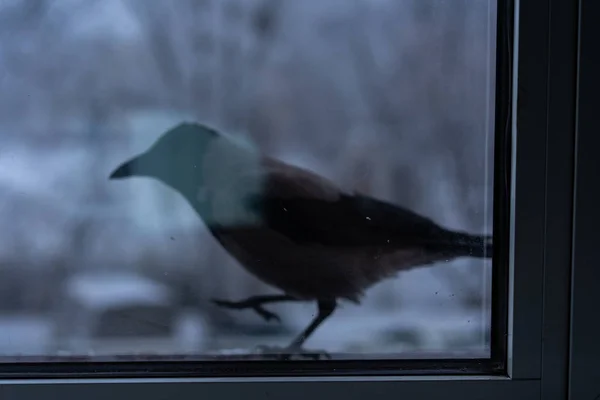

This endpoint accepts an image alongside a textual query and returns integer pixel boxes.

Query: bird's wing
[247,157,449,248]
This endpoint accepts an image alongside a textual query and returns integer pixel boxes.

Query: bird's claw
[211,298,282,323]
[254,307,281,322]
[253,345,332,361]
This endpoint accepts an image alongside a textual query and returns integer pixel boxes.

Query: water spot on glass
[366,217,371,220]
[283,208,288,212]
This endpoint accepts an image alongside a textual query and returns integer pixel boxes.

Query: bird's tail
[437,231,493,259]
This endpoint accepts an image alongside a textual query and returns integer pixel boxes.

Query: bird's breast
[210,227,443,302]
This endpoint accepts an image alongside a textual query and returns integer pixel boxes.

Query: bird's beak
[109,157,138,180]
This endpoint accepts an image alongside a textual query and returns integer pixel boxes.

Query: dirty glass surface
[0,0,498,364]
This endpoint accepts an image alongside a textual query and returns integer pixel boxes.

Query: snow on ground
[0,305,487,358]
[0,315,53,356]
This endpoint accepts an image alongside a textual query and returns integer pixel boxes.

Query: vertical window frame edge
[540,0,579,398]
[568,0,600,398]
[507,0,550,381]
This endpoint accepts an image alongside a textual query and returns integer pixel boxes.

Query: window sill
[0,376,539,400]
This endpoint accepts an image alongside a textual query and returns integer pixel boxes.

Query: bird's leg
[255,299,337,360]
[211,294,298,322]
[288,299,337,349]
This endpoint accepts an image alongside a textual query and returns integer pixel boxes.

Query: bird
[109,122,493,360]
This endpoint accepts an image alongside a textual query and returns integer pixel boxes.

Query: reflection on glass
[0,0,496,361]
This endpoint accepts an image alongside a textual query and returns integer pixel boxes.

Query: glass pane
[0,0,498,364]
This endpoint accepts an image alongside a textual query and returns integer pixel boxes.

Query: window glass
[0,0,498,364]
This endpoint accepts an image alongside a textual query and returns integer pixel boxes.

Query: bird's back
[201,155,469,302]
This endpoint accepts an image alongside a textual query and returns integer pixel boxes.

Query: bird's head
[109,122,219,192]
[110,121,265,225]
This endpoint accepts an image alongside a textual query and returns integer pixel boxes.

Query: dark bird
[109,122,493,360]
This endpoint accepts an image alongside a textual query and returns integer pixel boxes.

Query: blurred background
[0,0,496,359]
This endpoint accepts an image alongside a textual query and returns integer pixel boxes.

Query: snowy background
[0,0,496,359]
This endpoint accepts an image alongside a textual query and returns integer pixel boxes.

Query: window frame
[0,0,581,398]
[568,0,600,398]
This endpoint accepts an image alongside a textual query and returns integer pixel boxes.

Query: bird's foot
[253,344,331,361]
[211,298,281,322]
